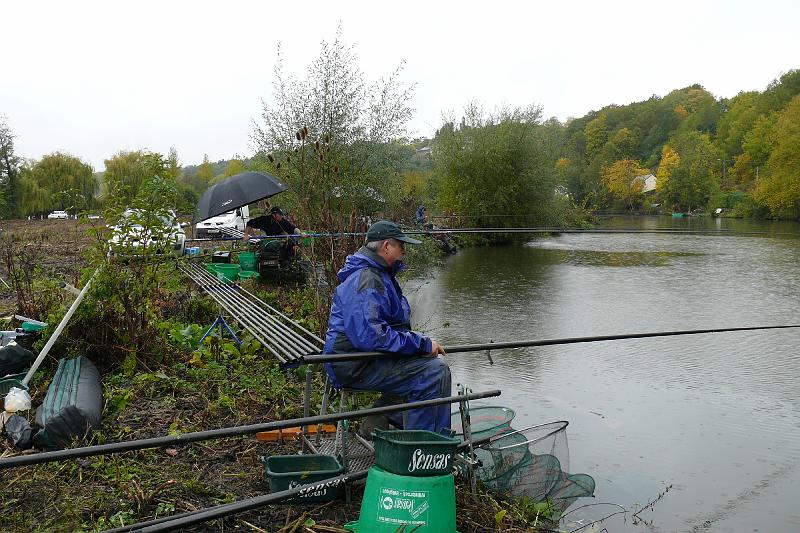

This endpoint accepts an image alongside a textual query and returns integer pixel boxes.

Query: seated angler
[323,220,451,434]
[243,206,302,262]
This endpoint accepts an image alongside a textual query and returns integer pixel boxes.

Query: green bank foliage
[3,60,800,223]
[432,104,564,227]
[559,70,800,218]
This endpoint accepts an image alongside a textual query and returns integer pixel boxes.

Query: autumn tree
[601,159,650,210]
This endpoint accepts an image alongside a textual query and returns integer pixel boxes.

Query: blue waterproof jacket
[323,246,432,387]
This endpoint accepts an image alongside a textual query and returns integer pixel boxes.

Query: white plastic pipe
[20,269,98,387]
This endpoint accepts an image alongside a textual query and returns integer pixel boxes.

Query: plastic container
[214,264,239,283]
[344,466,456,532]
[450,406,515,439]
[185,246,201,256]
[0,373,26,396]
[20,322,46,333]
[372,429,459,477]
[262,454,344,503]
[238,270,260,281]
[212,250,231,263]
[238,251,258,271]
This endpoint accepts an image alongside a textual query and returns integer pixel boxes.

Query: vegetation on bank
[0,213,563,532]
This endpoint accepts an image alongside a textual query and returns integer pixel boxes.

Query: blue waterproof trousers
[328,356,452,433]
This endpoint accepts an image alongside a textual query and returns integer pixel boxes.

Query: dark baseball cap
[366,220,422,244]
[270,206,284,215]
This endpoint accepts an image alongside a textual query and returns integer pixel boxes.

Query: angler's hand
[429,340,446,358]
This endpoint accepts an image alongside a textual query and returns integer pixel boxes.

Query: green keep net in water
[474,421,595,513]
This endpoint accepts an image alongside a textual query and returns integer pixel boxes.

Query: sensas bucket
[344,466,457,532]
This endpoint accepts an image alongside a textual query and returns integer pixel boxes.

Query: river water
[405,215,800,533]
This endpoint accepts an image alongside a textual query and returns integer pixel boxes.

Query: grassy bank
[0,221,558,532]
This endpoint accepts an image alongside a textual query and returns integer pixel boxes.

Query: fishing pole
[0,389,500,469]
[102,469,371,533]
[101,430,500,533]
[185,227,791,242]
[301,324,800,364]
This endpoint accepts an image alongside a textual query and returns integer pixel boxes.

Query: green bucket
[344,466,457,532]
[238,251,258,271]
[262,454,344,503]
[373,429,459,477]
[213,263,239,283]
[238,270,260,281]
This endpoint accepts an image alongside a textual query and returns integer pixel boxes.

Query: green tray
[262,454,344,503]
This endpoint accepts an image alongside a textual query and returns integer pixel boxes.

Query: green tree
[104,150,169,205]
[224,158,245,177]
[166,147,181,180]
[753,94,800,217]
[0,115,21,217]
[716,91,760,159]
[197,154,215,184]
[251,25,416,320]
[658,132,719,212]
[252,26,414,223]
[433,104,557,227]
[18,152,96,215]
[584,114,608,161]
[730,112,778,188]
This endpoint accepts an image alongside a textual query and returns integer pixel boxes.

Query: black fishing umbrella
[194,171,289,223]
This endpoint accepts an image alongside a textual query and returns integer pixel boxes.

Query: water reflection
[405,216,800,532]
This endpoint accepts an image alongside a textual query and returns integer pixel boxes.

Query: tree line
[1,44,798,222]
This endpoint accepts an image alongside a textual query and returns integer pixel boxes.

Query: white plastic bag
[4,387,32,413]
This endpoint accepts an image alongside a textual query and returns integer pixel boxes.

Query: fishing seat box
[34,356,103,450]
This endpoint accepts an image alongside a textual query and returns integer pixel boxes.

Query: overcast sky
[3,0,798,171]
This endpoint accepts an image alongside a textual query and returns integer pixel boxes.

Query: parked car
[47,210,69,219]
[196,205,250,237]
[108,209,186,257]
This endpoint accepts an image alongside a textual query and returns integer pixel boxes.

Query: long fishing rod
[186,226,784,243]
[0,389,500,469]
[301,324,800,364]
[102,431,498,533]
